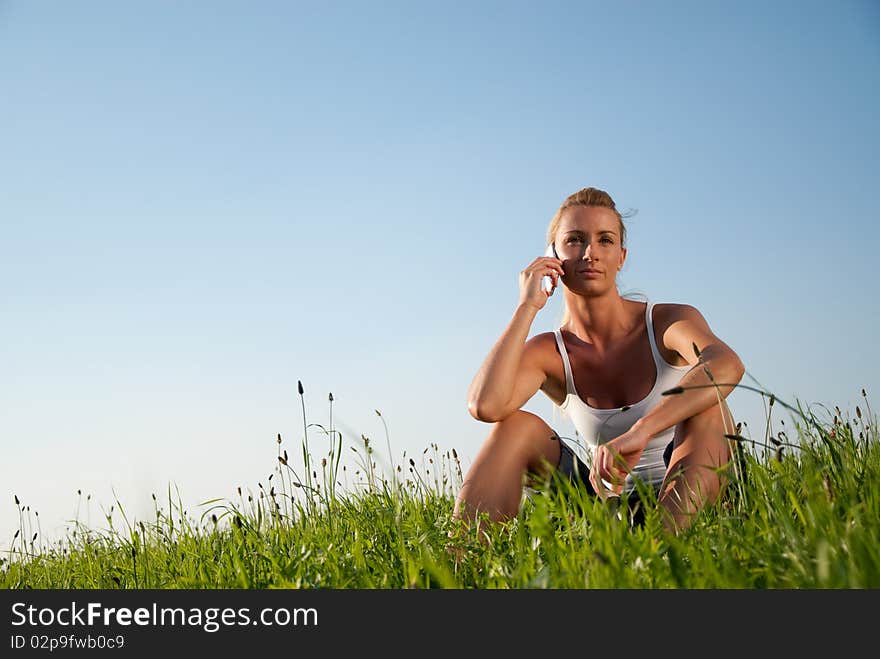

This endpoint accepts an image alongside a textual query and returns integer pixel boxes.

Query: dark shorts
[551,438,675,526]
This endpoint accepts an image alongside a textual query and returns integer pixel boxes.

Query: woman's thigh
[473,409,566,480]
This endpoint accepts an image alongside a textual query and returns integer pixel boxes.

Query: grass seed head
[823,475,833,500]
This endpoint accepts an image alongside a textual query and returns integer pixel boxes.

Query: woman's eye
[601,237,613,244]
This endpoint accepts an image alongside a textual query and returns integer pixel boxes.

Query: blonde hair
[545,186,628,248]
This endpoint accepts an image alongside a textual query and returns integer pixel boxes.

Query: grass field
[2,385,878,589]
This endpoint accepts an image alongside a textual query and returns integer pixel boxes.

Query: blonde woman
[455,187,744,534]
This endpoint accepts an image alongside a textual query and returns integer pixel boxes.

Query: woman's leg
[659,399,736,532]
[452,410,563,528]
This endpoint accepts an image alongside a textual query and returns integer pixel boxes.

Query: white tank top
[551,301,692,492]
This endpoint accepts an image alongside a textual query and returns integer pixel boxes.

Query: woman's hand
[589,425,653,498]
[519,255,565,310]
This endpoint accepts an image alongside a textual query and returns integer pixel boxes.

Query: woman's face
[554,206,626,290]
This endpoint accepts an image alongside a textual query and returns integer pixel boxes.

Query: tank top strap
[644,300,663,367]
[553,329,576,398]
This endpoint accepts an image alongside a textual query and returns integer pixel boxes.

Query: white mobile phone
[543,243,557,293]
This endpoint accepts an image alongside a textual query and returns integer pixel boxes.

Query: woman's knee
[484,410,563,472]
[671,401,735,466]
[664,401,736,507]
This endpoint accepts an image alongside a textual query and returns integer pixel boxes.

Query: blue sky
[2,0,878,551]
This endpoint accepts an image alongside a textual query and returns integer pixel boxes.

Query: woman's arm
[467,253,565,422]
[590,304,744,495]
[632,303,745,439]
[467,303,543,422]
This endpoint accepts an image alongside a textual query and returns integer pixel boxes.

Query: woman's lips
[579,269,602,277]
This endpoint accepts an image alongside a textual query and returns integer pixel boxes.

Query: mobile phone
[543,243,557,293]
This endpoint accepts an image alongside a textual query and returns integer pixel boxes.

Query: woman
[454,186,744,534]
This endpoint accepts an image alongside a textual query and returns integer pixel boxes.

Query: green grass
[2,385,878,589]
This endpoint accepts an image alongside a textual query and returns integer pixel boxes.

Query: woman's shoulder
[523,331,567,371]
[526,330,563,354]
[651,301,704,326]
[650,302,715,357]
[524,331,568,404]
[643,303,704,367]
[621,298,700,334]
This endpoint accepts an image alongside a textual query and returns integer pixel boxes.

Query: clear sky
[2,1,878,552]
